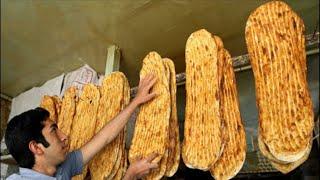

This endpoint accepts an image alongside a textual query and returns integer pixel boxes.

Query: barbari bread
[182,29,222,170]
[69,84,100,180]
[129,52,171,166]
[163,58,180,177]
[57,87,77,138]
[90,72,128,180]
[245,1,314,163]
[210,49,246,180]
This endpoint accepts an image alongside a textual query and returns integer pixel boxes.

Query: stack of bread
[129,52,180,180]
[182,29,246,179]
[69,84,100,180]
[89,72,130,180]
[39,72,131,179]
[245,1,314,174]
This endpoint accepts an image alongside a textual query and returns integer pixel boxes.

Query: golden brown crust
[163,58,180,177]
[113,76,130,180]
[213,35,228,163]
[270,141,311,174]
[259,134,312,174]
[210,49,246,180]
[182,29,222,170]
[245,1,314,162]
[40,95,59,122]
[129,52,171,165]
[258,134,290,164]
[57,87,77,138]
[113,148,127,180]
[107,130,123,180]
[89,72,128,180]
[69,84,100,180]
[52,95,62,117]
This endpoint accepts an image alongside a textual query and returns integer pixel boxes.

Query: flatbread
[69,84,100,180]
[245,1,314,162]
[163,58,180,177]
[129,52,171,165]
[57,87,77,138]
[90,72,127,180]
[210,49,246,180]
[182,29,222,170]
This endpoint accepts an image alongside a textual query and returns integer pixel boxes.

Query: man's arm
[80,74,157,165]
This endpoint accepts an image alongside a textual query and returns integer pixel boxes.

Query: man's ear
[29,140,44,155]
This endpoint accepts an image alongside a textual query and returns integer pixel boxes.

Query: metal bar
[306,32,320,47]
[0,93,12,102]
[306,48,319,56]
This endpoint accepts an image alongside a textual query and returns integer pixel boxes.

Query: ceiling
[1,0,319,97]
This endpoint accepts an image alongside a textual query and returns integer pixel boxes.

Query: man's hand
[132,74,157,106]
[123,153,159,180]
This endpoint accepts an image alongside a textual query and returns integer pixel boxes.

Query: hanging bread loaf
[108,79,130,180]
[210,49,246,180]
[143,58,175,180]
[69,84,100,180]
[40,95,60,122]
[107,73,130,180]
[213,35,227,161]
[182,29,222,170]
[89,72,128,180]
[163,58,180,177]
[57,87,77,138]
[245,0,314,165]
[129,52,171,168]
[114,77,130,180]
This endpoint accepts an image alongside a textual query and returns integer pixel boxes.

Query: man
[5,74,158,180]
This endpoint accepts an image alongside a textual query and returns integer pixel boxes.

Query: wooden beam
[105,45,120,76]
[130,32,319,97]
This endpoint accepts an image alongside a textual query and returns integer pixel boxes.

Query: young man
[5,74,158,180]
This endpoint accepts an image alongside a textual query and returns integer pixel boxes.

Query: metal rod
[0,93,12,102]
[306,48,319,56]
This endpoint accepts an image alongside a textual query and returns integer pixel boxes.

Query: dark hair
[5,107,51,168]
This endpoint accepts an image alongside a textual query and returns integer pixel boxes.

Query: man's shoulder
[6,173,27,180]
[60,150,82,167]
[55,150,83,178]
[7,167,56,180]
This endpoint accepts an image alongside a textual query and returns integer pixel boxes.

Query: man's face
[41,118,68,165]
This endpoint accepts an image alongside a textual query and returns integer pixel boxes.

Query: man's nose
[58,129,68,143]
